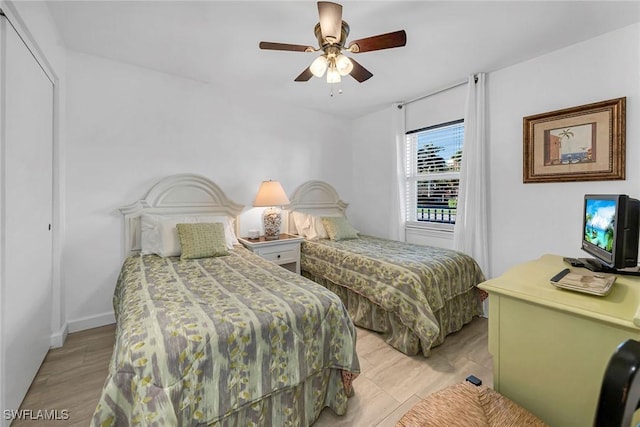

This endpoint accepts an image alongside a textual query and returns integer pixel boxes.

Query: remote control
[550,268,570,283]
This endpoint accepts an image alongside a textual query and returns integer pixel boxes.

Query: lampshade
[335,54,353,76]
[310,55,328,78]
[309,54,351,83]
[326,66,341,83]
[253,180,290,207]
[253,181,289,240]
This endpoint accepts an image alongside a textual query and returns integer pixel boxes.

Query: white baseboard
[67,311,116,333]
[50,322,68,348]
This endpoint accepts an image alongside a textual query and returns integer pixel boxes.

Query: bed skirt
[205,367,350,427]
[95,365,350,427]
[303,271,483,357]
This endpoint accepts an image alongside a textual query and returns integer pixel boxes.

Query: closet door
[0,14,54,417]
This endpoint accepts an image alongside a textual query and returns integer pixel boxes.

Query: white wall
[64,51,352,330]
[349,107,394,237]
[488,23,639,277]
[349,23,640,279]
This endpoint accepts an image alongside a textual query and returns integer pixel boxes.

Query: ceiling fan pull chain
[329,83,343,97]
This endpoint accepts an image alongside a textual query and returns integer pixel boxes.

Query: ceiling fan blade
[259,41,314,52]
[294,67,314,82]
[318,1,343,43]
[348,30,407,53]
[348,58,373,83]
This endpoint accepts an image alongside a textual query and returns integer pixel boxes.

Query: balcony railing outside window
[417,206,457,224]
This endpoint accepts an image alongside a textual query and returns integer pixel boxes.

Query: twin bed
[92,175,359,426]
[92,174,485,426]
[287,180,485,357]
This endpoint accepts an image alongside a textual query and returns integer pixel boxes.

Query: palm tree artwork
[558,128,574,143]
[556,124,596,164]
[558,128,574,163]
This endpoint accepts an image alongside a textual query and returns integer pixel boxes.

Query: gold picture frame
[523,97,625,183]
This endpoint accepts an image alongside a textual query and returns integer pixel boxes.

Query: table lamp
[253,180,290,240]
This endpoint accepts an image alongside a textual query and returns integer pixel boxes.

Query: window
[405,119,464,226]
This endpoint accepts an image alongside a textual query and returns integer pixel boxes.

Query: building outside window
[405,119,464,227]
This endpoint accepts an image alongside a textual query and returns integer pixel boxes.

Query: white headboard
[119,174,244,257]
[286,180,348,233]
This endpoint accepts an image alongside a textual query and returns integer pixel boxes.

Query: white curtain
[390,102,407,241]
[453,73,490,276]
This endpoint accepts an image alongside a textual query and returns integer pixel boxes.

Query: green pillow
[176,222,229,260]
[321,216,359,241]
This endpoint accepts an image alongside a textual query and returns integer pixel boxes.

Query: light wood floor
[314,318,493,426]
[15,317,491,426]
[14,325,116,426]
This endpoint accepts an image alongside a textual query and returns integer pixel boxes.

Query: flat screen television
[581,194,640,273]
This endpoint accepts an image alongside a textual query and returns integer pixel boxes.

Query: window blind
[405,120,464,224]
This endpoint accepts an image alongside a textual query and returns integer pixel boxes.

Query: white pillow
[290,212,345,240]
[141,214,198,257]
[310,215,328,239]
[291,212,312,237]
[140,214,163,255]
[140,214,238,256]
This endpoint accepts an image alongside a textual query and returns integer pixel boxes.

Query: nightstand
[238,234,304,274]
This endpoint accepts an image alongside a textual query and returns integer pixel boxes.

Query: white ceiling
[46,1,640,118]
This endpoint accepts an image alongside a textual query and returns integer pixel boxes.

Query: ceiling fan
[259,1,406,84]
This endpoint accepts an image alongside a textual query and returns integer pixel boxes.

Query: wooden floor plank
[12,324,115,427]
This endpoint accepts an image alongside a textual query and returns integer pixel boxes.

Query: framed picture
[523,97,626,183]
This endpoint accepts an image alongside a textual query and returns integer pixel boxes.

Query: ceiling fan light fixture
[326,65,341,83]
[259,2,407,85]
[310,55,329,78]
[335,54,353,76]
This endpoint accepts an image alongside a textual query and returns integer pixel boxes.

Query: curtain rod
[400,75,476,107]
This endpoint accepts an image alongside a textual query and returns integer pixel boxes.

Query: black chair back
[594,339,640,427]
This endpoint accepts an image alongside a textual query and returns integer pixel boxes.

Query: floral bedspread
[92,247,359,426]
[301,236,485,353]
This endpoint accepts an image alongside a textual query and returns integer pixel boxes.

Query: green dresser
[479,254,640,427]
